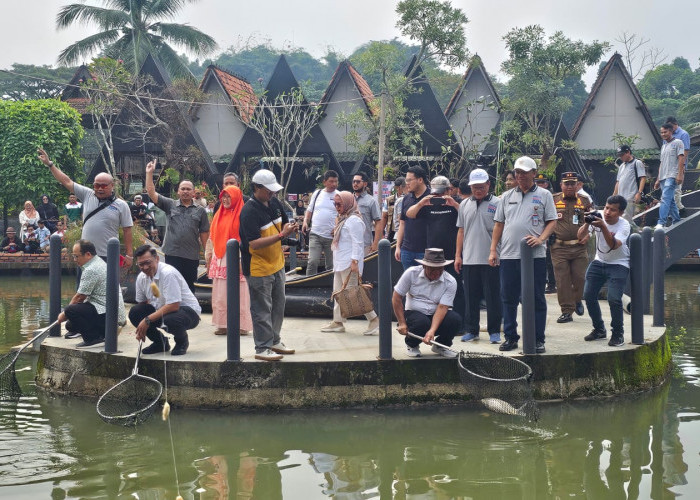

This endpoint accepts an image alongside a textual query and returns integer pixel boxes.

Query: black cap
[561,172,578,182]
[617,145,631,156]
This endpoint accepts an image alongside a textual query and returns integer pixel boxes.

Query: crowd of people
[1,197,66,254]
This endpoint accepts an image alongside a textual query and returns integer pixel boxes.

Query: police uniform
[551,173,592,321]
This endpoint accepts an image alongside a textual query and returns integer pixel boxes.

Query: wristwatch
[144,317,152,326]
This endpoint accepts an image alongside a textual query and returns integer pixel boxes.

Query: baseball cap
[430,176,450,194]
[251,169,283,192]
[468,168,489,186]
[513,156,537,172]
[394,176,406,187]
[617,145,631,156]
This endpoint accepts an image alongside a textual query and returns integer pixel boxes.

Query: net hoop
[457,351,533,383]
[96,373,163,426]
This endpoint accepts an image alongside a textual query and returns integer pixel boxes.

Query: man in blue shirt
[667,117,690,213]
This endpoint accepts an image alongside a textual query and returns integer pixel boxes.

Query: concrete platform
[35,295,671,409]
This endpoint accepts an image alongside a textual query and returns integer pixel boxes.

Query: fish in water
[481,398,528,417]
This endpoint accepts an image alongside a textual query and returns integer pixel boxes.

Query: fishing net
[96,373,163,426]
[0,351,23,400]
[458,351,539,421]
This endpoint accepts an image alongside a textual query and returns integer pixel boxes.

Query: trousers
[551,243,588,314]
[246,267,286,353]
[128,302,200,344]
[165,255,199,293]
[306,232,333,275]
[403,309,461,347]
[462,264,502,335]
[64,302,105,342]
[500,258,547,343]
[583,260,629,335]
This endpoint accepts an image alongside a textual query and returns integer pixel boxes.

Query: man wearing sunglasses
[38,148,133,262]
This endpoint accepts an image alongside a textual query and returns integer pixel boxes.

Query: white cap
[468,168,489,186]
[251,169,283,192]
[513,156,537,172]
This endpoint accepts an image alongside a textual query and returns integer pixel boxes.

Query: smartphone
[430,197,446,206]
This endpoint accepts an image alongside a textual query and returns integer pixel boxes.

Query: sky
[2,0,698,88]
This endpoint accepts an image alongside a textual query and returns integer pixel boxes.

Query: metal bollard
[377,239,392,360]
[652,228,665,327]
[104,238,120,353]
[641,227,652,315]
[519,239,536,355]
[49,234,62,337]
[289,242,298,271]
[226,239,241,361]
[629,234,644,344]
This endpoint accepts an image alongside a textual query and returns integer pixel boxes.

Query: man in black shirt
[395,165,429,270]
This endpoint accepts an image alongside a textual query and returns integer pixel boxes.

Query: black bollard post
[519,239,535,355]
[652,228,665,327]
[226,239,241,361]
[289,241,298,271]
[104,238,120,353]
[49,234,62,337]
[377,239,392,360]
[629,234,644,345]
[641,227,652,315]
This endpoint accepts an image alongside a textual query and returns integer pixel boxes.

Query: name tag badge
[532,212,540,227]
[573,214,579,225]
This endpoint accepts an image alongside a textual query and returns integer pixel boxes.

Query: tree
[615,32,667,81]
[500,25,609,169]
[56,0,217,79]
[0,99,84,213]
[0,64,78,100]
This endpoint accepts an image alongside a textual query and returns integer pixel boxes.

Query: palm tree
[56,0,217,78]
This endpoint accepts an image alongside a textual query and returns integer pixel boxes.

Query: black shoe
[171,339,189,356]
[499,339,519,351]
[143,339,171,354]
[608,334,625,347]
[584,328,606,341]
[545,285,557,294]
[76,337,105,348]
[556,313,573,323]
[575,302,585,316]
[65,331,82,339]
[536,342,546,354]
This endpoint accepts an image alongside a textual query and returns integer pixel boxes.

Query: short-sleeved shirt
[307,189,339,239]
[135,261,202,313]
[77,255,126,323]
[425,197,461,260]
[394,265,457,315]
[355,192,381,247]
[457,194,501,265]
[64,201,82,222]
[616,159,646,201]
[494,185,557,259]
[400,189,430,252]
[240,196,289,277]
[392,196,404,234]
[659,139,685,181]
[553,193,591,241]
[673,126,690,168]
[156,195,210,260]
[72,183,133,257]
[591,217,630,268]
[36,227,51,247]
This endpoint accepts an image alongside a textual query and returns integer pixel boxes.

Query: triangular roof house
[572,53,661,156]
[190,65,256,165]
[445,55,503,157]
[318,60,376,175]
[61,65,95,123]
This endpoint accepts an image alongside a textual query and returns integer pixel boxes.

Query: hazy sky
[2,0,698,87]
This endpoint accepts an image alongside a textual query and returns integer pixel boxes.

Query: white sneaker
[270,342,295,354]
[321,322,345,332]
[362,317,380,335]
[654,224,664,230]
[431,345,458,358]
[255,349,283,361]
[406,345,421,357]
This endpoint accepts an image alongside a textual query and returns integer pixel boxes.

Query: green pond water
[0,273,698,499]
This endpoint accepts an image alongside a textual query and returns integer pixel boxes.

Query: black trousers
[463,264,502,335]
[404,309,460,347]
[64,302,105,342]
[128,302,200,344]
[165,255,199,293]
[444,265,467,333]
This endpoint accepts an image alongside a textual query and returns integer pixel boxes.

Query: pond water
[0,273,698,499]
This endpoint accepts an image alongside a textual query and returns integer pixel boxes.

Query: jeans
[583,260,629,335]
[247,267,286,352]
[500,258,547,343]
[128,303,200,344]
[658,177,680,226]
[306,232,333,275]
[463,264,502,335]
[400,249,424,271]
[403,309,461,347]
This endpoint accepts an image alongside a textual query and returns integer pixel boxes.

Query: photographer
[240,170,297,361]
[577,195,630,347]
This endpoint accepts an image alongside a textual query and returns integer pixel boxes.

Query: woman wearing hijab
[207,185,252,335]
[18,200,40,242]
[37,194,60,232]
[321,191,379,335]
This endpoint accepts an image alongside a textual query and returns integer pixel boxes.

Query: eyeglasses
[470,185,487,191]
[333,202,343,208]
[352,180,363,184]
[93,183,111,189]
[136,259,154,268]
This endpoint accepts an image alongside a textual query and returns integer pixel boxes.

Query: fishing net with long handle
[0,320,59,400]
[406,332,539,421]
[96,340,163,426]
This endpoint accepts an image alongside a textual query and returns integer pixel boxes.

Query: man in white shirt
[612,145,646,222]
[302,170,339,275]
[130,245,202,355]
[578,195,630,347]
[392,248,460,358]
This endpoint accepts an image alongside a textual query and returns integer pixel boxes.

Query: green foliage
[0,100,84,212]
[638,59,700,125]
[0,64,78,101]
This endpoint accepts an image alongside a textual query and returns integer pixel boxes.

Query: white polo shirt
[457,194,501,265]
[394,265,456,315]
[135,262,202,313]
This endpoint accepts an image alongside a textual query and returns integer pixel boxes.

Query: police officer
[551,172,592,323]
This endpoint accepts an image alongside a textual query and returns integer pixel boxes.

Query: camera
[281,237,300,247]
[584,211,602,224]
[430,197,446,206]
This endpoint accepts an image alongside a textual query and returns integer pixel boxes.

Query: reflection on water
[0,273,698,498]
